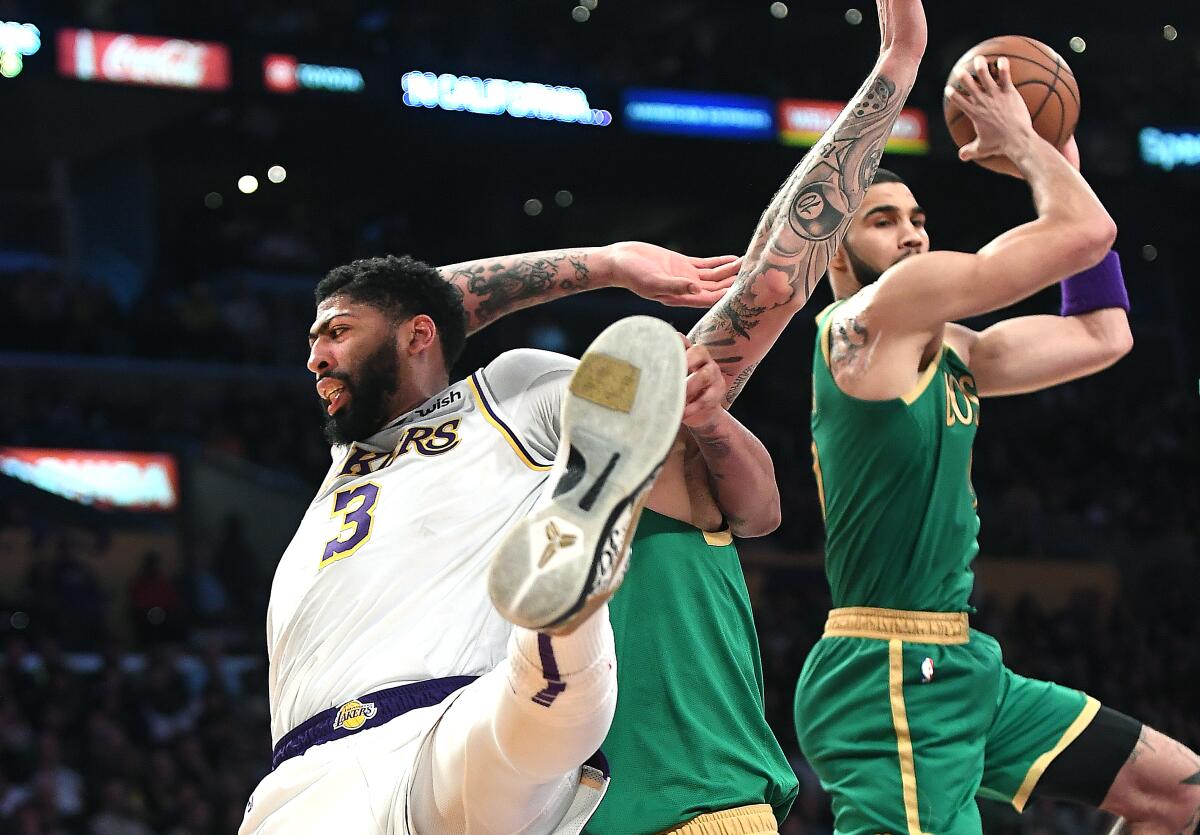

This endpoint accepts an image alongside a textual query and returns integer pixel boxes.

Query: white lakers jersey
[267,349,577,743]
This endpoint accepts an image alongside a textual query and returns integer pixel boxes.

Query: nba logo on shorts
[333,699,378,731]
[920,657,935,683]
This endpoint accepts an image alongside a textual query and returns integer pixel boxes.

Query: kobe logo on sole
[539,520,579,567]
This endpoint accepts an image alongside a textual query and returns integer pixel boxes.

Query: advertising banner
[57,28,231,91]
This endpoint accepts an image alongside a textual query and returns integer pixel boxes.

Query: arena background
[1,1,1196,832]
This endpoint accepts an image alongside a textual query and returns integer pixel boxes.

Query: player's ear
[829,244,850,273]
[404,314,438,356]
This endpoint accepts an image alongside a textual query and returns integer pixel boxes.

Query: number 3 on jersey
[321,482,381,568]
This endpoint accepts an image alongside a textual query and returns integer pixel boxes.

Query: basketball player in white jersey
[241,242,759,834]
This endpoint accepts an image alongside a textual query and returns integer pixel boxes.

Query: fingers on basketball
[943,35,1081,175]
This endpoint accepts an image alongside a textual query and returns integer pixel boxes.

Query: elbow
[1106,322,1134,363]
[1087,310,1133,365]
[730,497,782,539]
[1094,217,1119,254]
[1071,216,1118,268]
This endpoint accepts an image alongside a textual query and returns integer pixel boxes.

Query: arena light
[0,448,179,511]
[263,53,364,94]
[57,28,231,91]
[779,99,929,154]
[238,175,259,194]
[401,70,612,126]
[622,88,774,140]
[1139,127,1200,171]
[267,165,287,183]
[0,21,40,79]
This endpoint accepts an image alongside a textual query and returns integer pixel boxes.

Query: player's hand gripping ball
[943,35,1080,177]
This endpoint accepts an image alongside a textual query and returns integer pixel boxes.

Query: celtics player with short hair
[791,57,1200,833]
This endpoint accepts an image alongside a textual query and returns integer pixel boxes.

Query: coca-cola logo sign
[57,28,230,91]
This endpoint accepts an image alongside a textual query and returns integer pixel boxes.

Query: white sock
[507,604,616,720]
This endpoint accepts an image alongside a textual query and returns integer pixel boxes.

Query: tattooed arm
[689,0,926,406]
[678,338,780,537]
[439,243,740,335]
[686,413,781,537]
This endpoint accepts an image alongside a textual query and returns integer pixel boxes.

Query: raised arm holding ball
[790,48,1200,835]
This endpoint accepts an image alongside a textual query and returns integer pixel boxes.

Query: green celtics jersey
[585,510,797,834]
[811,301,981,612]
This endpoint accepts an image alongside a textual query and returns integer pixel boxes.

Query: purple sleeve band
[1060,250,1130,316]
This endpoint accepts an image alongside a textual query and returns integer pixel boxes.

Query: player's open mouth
[316,379,350,416]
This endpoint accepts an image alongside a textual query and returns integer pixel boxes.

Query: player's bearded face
[843,242,887,287]
[843,235,924,287]
[840,182,928,288]
[320,338,401,445]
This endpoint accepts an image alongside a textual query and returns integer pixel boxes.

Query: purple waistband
[272,676,478,770]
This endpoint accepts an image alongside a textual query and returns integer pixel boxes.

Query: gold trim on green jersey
[701,528,734,547]
[820,311,835,370]
[811,441,827,521]
[889,639,930,835]
[1011,696,1102,812]
[661,803,778,834]
[901,348,944,406]
[823,607,969,644]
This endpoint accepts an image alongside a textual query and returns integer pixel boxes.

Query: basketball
[943,35,1081,176]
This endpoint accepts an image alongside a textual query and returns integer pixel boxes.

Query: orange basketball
[943,35,1081,177]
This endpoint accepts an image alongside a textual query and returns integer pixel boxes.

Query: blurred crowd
[0,632,266,834]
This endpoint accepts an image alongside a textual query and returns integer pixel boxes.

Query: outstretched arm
[439,243,739,335]
[689,0,927,405]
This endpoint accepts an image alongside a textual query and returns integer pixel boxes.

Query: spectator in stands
[128,552,184,646]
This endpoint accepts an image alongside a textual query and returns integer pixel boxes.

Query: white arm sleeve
[475,349,578,464]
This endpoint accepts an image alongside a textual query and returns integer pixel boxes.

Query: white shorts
[240,668,607,835]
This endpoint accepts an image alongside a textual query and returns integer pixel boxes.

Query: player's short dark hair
[871,167,907,187]
[315,255,467,368]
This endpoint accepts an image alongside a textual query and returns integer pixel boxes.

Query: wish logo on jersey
[414,388,463,418]
[332,699,377,731]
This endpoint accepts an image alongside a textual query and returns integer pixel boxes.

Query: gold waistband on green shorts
[660,803,778,835]
[823,606,969,644]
